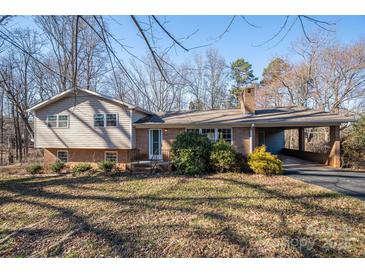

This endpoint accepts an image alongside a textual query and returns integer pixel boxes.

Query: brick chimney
[237,86,255,115]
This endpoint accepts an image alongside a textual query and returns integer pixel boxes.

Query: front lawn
[0,173,364,257]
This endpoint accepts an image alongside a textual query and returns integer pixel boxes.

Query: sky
[8,15,365,79]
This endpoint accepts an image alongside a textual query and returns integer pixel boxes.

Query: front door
[149,129,162,160]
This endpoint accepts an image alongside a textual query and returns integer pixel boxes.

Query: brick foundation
[44,148,134,170]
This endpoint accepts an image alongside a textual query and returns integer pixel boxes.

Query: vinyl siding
[34,91,132,149]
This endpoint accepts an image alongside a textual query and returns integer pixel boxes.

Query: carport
[280,125,341,168]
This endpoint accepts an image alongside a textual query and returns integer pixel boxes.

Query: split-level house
[28,88,354,169]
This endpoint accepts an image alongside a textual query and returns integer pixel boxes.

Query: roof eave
[27,88,153,115]
[134,119,355,128]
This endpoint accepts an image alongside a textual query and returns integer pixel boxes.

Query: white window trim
[57,150,68,162]
[46,115,57,128]
[57,114,69,128]
[94,113,119,128]
[104,151,118,162]
[148,129,163,160]
[47,114,69,128]
[185,127,233,144]
[94,113,105,127]
[106,113,119,127]
[217,128,233,145]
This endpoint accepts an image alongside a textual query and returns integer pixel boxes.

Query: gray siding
[35,91,132,149]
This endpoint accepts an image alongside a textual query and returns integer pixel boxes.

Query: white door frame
[148,129,163,160]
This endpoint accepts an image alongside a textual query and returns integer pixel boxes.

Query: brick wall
[161,128,184,160]
[135,128,149,160]
[232,127,251,156]
[135,128,184,160]
[44,148,132,170]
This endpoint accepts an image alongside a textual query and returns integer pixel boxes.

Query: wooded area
[0,16,364,166]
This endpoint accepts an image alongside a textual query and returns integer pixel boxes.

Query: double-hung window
[47,115,69,128]
[58,115,69,128]
[106,114,117,126]
[201,128,215,142]
[47,115,57,128]
[57,150,68,162]
[105,151,118,162]
[218,128,232,144]
[94,114,105,127]
[94,114,118,127]
[186,128,232,144]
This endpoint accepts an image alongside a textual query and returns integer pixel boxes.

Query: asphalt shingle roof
[135,106,355,127]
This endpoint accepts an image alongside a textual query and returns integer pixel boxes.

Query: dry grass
[0,172,364,257]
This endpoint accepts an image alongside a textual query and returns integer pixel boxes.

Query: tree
[230,58,257,93]
[204,48,229,109]
[189,98,204,110]
[258,57,293,107]
[259,34,365,114]
[342,115,365,168]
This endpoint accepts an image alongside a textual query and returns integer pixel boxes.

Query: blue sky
[9,15,365,78]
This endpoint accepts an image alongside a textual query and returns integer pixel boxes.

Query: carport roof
[135,106,356,128]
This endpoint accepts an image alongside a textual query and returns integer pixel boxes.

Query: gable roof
[27,88,153,115]
[135,106,356,128]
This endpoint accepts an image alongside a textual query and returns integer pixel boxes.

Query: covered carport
[280,125,341,168]
[248,107,355,169]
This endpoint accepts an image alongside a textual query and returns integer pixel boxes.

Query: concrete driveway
[281,155,365,201]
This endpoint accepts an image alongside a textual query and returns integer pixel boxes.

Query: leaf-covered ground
[0,173,364,257]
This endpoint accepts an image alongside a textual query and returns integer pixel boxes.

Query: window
[186,128,200,134]
[57,150,68,162]
[105,151,118,162]
[47,115,69,128]
[218,128,232,143]
[58,115,69,128]
[94,114,105,127]
[201,128,215,142]
[106,114,117,127]
[258,130,265,146]
[47,115,57,128]
[94,114,118,127]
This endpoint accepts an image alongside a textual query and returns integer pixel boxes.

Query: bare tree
[204,48,229,109]
[260,34,365,114]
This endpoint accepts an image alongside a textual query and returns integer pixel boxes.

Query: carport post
[327,125,341,168]
[298,127,305,151]
[250,124,255,153]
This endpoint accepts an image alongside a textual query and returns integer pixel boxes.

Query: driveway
[281,155,365,201]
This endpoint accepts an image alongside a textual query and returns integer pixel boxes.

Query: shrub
[342,115,365,168]
[72,163,92,175]
[50,161,65,173]
[210,139,236,172]
[247,145,282,175]
[232,152,251,173]
[98,160,116,173]
[26,163,43,175]
[171,132,211,175]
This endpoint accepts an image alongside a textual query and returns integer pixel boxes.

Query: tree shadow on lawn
[0,174,363,257]
[205,176,364,257]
